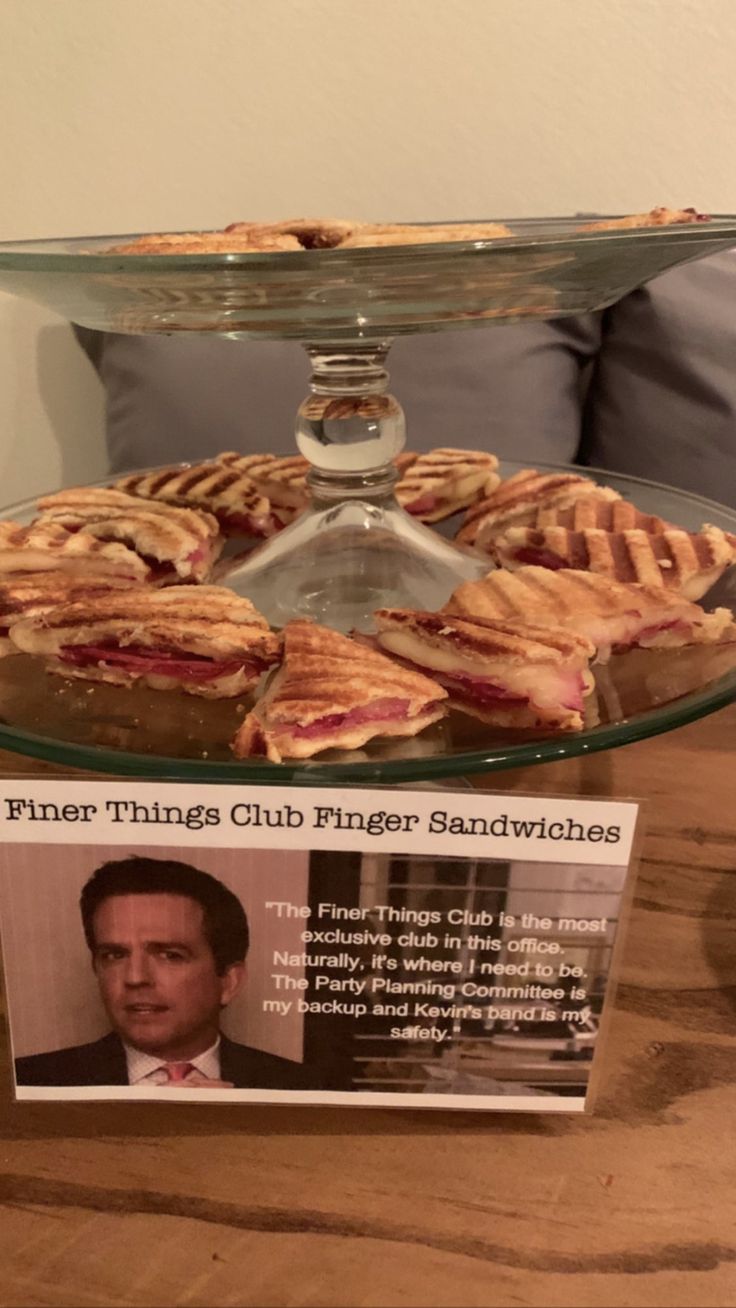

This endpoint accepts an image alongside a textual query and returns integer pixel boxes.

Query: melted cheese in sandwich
[377,631,593,711]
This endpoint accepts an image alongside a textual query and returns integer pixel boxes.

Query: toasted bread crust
[339,222,513,246]
[444,566,736,656]
[490,524,736,600]
[0,520,150,582]
[108,232,303,254]
[225,218,365,248]
[373,608,594,665]
[533,497,675,533]
[234,701,445,762]
[108,218,513,256]
[373,608,594,732]
[456,470,621,546]
[36,488,221,581]
[256,619,446,726]
[395,448,501,521]
[11,585,280,662]
[577,207,708,231]
[115,465,279,536]
[214,453,310,511]
[447,565,700,621]
[231,618,447,760]
[0,572,133,655]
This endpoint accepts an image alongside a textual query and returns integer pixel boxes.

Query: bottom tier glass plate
[0,463,734,782]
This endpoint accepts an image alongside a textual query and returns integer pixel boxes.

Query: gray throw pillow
[73,249,736,508]
[580,250,736,506]
[73,316,600,473]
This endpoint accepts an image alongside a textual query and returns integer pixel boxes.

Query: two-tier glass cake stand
[1,216,735,781]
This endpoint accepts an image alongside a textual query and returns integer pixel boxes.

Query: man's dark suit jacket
[15,1031,308,1089]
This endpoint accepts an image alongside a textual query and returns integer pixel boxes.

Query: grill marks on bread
[490,524,736,601]
[11,586,278,658]
[457,470,620,547]
[10,586,281,699]
[395,448,500,521]
[372,609,594,731]
[232,619,447,761]
[533,498,674,533]
[0,520,150,582]
[215,452,310,511]
[0,572,133,655]
[253,619,446,725]
[116,464,278,536]
[36,488,221,581]
[447,566,694,622]
[445,566,736,657]
[109,232,303,255]
[374,606,594,664]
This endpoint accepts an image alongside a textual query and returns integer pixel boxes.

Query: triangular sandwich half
[395,448,500,522]
[115,464,286,537]
[338,221,513,246]
[0,572,134,657]
[10,585,280,698]
[489,525,736,602]
[445,566,736,662]
[456,470,620,549]
[232,618,447,761]
[373,608,595,731]
[0,520,149,583]
[576,207,707,231]
[215,452,310,516]
[531,497,675,534]
[36,488,222,583]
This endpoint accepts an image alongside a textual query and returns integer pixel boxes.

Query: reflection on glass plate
[1,217,736,339]
[0,464,734,781]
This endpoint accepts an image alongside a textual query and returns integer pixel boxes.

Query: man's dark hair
[80,856,249,973]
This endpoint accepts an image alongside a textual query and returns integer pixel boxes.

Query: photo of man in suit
[14,855,307,1090]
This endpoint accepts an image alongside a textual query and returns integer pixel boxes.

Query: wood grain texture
[0,706,734,1308]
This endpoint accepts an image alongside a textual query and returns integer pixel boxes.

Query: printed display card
[0,780,640,1112]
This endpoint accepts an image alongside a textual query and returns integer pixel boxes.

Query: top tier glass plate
[0,463,734,783]
[1,217,736,340]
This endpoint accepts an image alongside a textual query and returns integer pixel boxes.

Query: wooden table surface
[0,705,734,1308]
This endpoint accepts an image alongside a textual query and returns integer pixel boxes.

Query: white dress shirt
[124,1036,222,1085]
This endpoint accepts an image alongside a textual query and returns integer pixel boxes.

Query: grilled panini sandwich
[109,231,303,255]
[530,497,675,534]
[576,207,708,231]
[0,520,149,583]
[0,572,133,657]
[395,448,501,522]
[36,488,222,584]
[223,217,365,248]
[110,218,513,255]
[373,609,595,731]
[445,566,736,662]
[490,524,736,602]
[116,463,285,537]
[393,451,420,477]
[339,221,513,246]
[232,618,448,761]
[10,586,281,698]
[456,470,621,549]
[215,452,310,514]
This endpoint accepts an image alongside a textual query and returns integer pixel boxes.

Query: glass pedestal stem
[218,340,487,631]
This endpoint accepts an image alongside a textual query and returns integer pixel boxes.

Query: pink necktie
[163,1061,195,1082]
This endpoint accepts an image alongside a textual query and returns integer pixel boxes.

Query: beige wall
[2,0,736,499]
